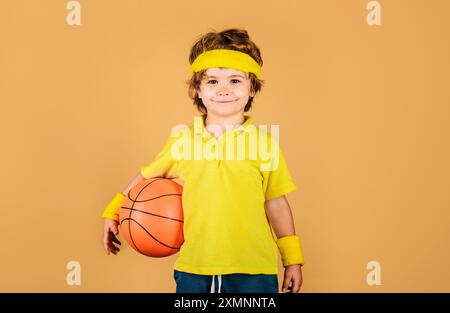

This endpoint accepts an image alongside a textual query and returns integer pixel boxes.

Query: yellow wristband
[276,235,304,267]
[101,193,125,222]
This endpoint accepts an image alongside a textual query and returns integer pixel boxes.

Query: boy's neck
[204,113,247,138]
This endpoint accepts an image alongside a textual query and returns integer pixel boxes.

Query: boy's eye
[206,79,241,85]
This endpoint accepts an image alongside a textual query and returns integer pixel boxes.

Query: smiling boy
[102,28,304,293]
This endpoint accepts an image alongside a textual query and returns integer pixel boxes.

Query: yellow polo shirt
[139,115,297,275]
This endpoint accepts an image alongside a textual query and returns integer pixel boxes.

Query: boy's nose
[217,89,230,96]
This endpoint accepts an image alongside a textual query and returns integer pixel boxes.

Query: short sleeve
[261,137,297,200]
[140,132,180,179]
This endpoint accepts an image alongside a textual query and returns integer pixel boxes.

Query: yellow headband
[190,49,261,79]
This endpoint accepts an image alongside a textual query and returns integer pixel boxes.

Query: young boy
[102,28,304,293]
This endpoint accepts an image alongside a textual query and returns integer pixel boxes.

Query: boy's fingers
[282,277,291,293]
[103,223,120,256]
[111,245,119,254]
[292,280,301,293]
[112,236,121,245]
[109,242,120,253]
[103,239,110,253]
[104,243,110,255]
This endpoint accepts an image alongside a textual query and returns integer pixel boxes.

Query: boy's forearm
[102,172,145,220]
[122,172,145,195]
[265,195,305,266]
[264,195,296,238]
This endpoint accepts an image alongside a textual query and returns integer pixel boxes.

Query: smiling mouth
[215,100,236,103]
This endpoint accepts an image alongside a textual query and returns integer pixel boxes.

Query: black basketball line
[126,178,165,255]
[120,217,180,250]
[127,177,178,202]
[127,218,143,255]
[128,193,183,203]
[120,203,184,223]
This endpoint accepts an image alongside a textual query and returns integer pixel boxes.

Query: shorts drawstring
[218,275,222,293]
[210,274,222,293]
[210,275,215,293]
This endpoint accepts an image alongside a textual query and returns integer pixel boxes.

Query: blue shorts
[174,270,279,293]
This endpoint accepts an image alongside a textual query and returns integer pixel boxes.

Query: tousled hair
[187,28,264,114]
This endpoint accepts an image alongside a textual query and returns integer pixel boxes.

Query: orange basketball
[119,177,184,257]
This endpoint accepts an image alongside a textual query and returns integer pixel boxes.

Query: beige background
[0,0,449,292]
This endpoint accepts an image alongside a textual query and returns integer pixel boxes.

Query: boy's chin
[208,110,243,117]
[205,106,246,117]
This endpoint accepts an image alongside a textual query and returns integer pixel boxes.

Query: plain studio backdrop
[0,0,449,292]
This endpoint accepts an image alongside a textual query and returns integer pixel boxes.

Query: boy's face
[197,68,255,118]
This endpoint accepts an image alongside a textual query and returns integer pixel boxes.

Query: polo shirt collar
[194,114,254,138]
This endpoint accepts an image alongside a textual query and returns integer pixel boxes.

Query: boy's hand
[103,219,121,255]
[281,264,303,293]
